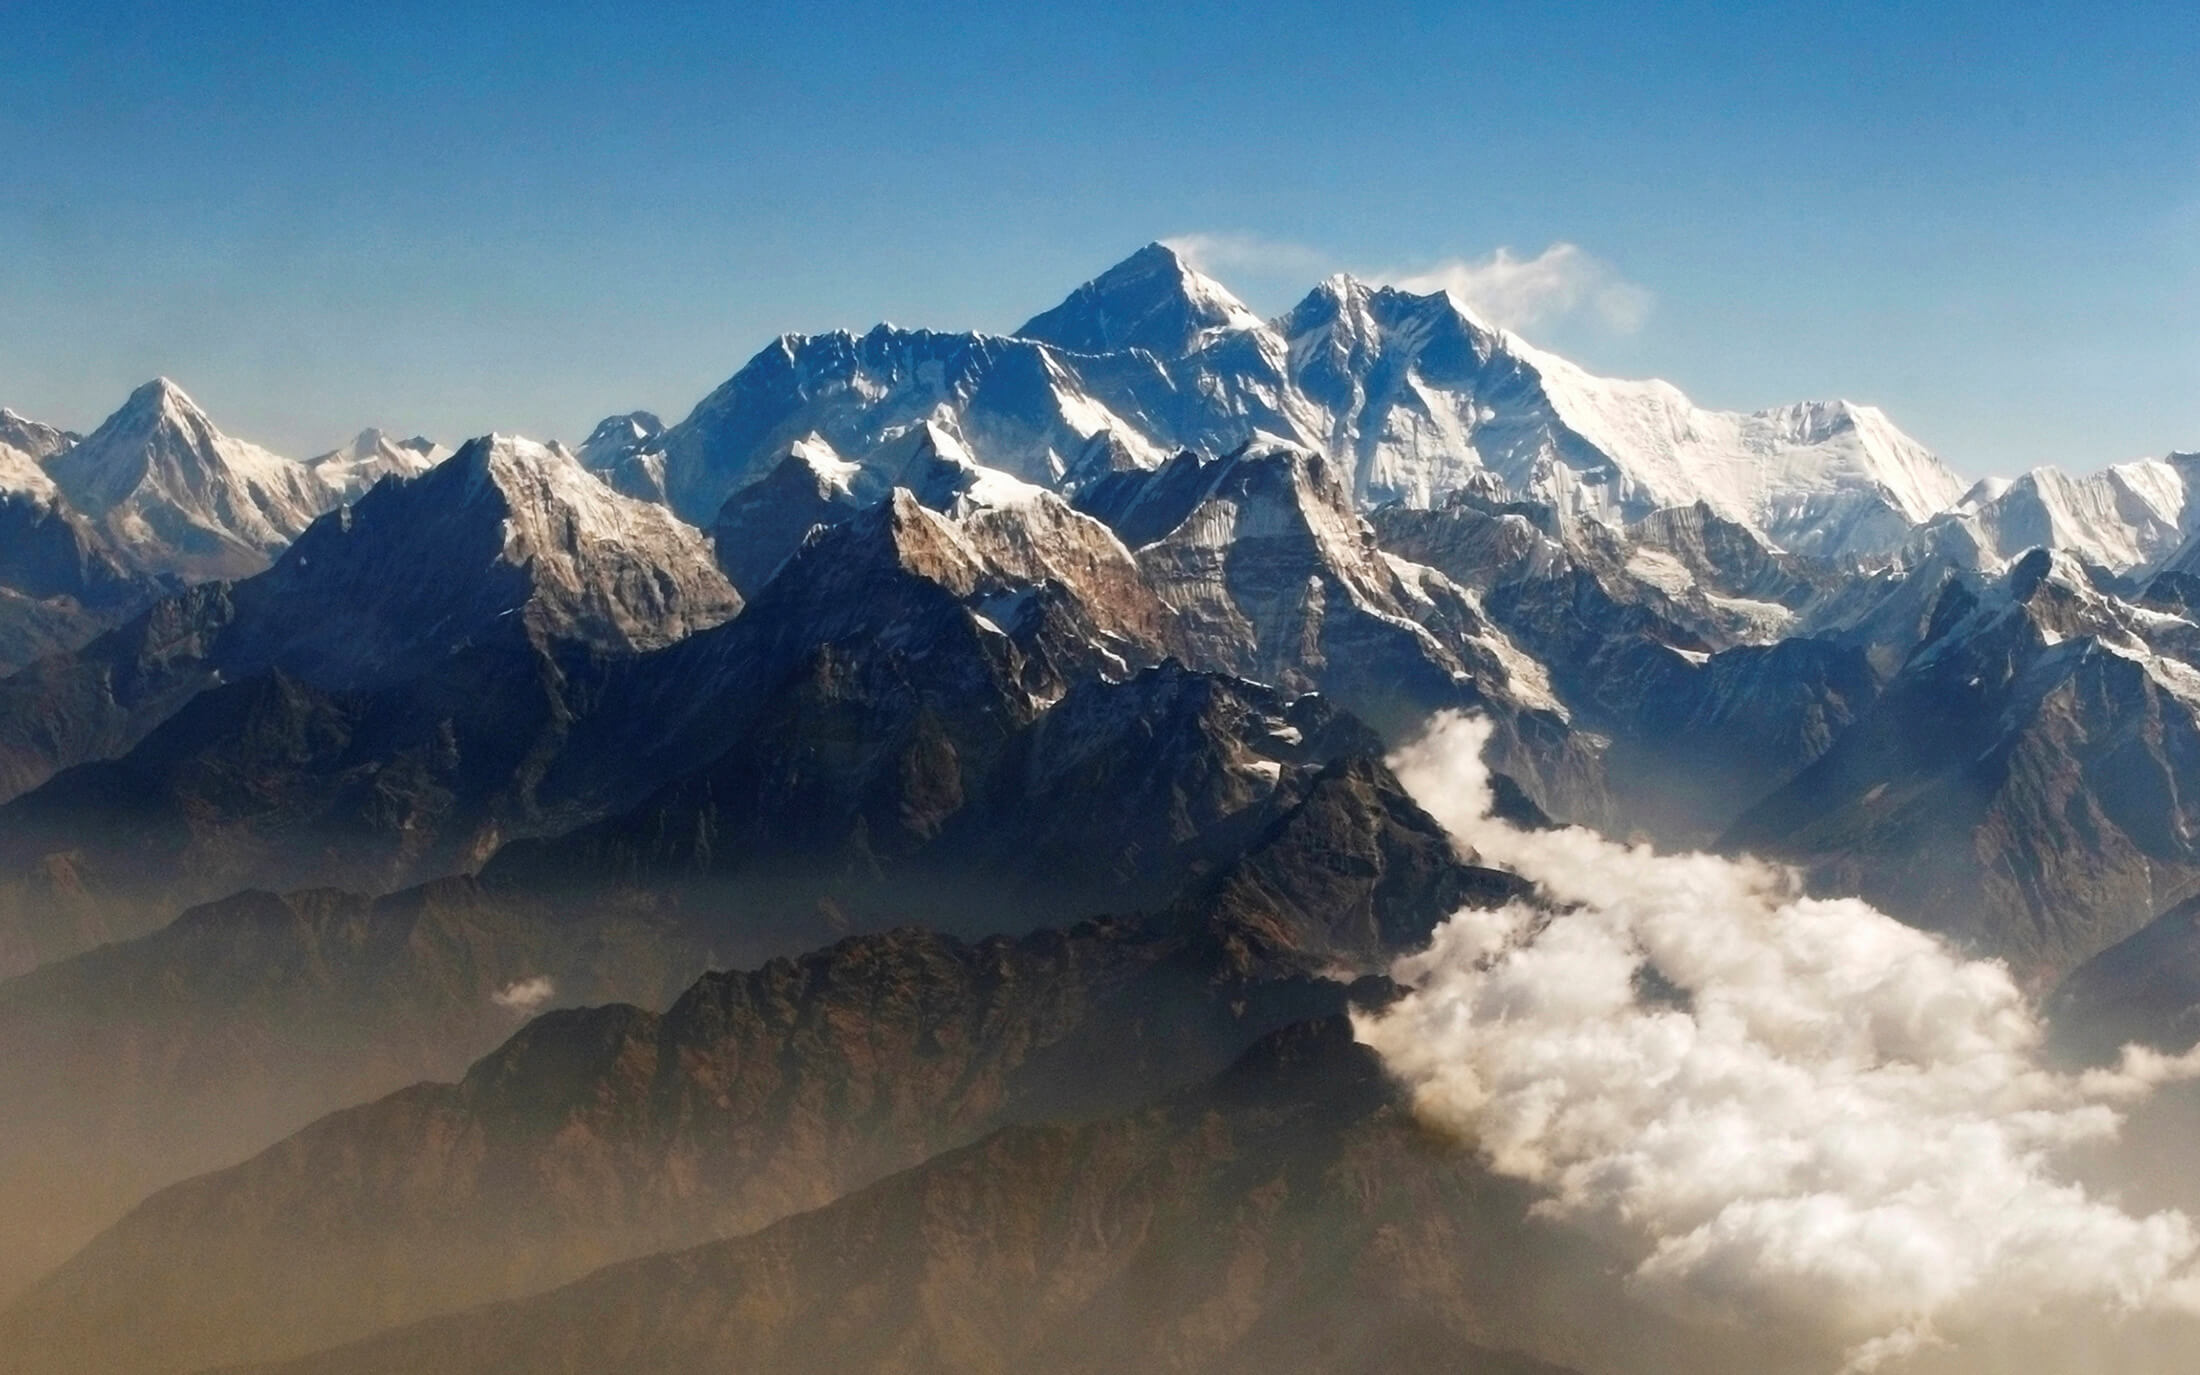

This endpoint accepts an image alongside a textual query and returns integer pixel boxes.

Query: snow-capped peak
[283,431,741,655]
[202,430,740,691]
[662,245,1975,558]
[0,407,78,465]
[45,377,333,579]
[1016,242,1264,357]
[1281,274,1502,357]
[120,376,193,419]
[783,434,862,493]
[1468,337,1966,553]
[0,407,75,500]
[579,411,665,467]
[576,411,671,505]
[856,419,1053,516]
[1912,451,2200,574]
[307,428,452,502]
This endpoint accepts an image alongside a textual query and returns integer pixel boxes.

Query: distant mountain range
[2,245,2198,1374]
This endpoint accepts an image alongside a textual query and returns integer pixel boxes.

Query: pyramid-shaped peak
[362,428,438,453]
[582,411,665,451]
[1280,271,1494,344]
[1281,274,1375,332]
[341,428,413,459]
[1311,271,1374,301]
[120,376,205,421]
[1016,243,1263,358]
[89,377,242,455]
[443,432,582,483]
[130,376,188,402]
[46,376,321,578]
[872,417,974,468]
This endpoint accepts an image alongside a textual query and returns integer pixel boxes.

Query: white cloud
[491,974,555,1013]
[1158,231,1333,280]
[1384,243,1652,334]
[1161,234,1651,336]
[1359,711,2200,1372]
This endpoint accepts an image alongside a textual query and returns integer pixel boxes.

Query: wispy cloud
[1158,232,1333,280]
[1384,243,1652,334]
[491,974,555,1013]
[1162,233,1652,336]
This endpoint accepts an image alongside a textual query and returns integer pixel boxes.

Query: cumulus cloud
[1384,243,1652,334]
[491,975,555,1013]
[1359,711,2200,1371]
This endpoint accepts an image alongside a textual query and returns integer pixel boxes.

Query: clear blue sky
[5,0,2195,475]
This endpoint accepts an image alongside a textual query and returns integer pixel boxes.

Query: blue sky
[4,0,2194,475]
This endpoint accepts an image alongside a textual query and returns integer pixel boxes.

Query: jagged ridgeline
[1,245,2198,1374]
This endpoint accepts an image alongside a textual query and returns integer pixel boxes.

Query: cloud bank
[1359,712,2200,1371]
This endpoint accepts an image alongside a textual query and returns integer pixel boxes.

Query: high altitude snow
[1918,452,2200,573]
[306,429,452,503]
[5,243,2192,605]
[650,243,1976,559]
[44,379,334,580]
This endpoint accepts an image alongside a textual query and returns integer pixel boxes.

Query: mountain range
[3,244,2199,1374]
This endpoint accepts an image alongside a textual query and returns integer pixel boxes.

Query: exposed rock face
[0,648,607,963]
[0,582,244,807]
[0,408,77,479]
[10,1024,1576,1375]
[1621,500,1833,641]
[0,434,740,810]
[1374,492,1841,655]
[708,438,866,594]
[0,488,162,674]
[2052,893,2200,1062]
[486,654,1452,967]
[252,434,742,671]
[657,325,1171,523]
[0,878,693,1306]
[0,422,1880,981]
[1730,549,2200,983]
[0,928,1365,1374]
[11,250,2200,1375]
[1072,444,1599,818]
[1280,277,1961,546]
[0,407,163,672]
[1371,494,1876,842]
[0,633,1491,1314]
[0,438,746,966]
[0,490,147,611]
[709,434,1598,810]
[204,1024,1810,1375]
